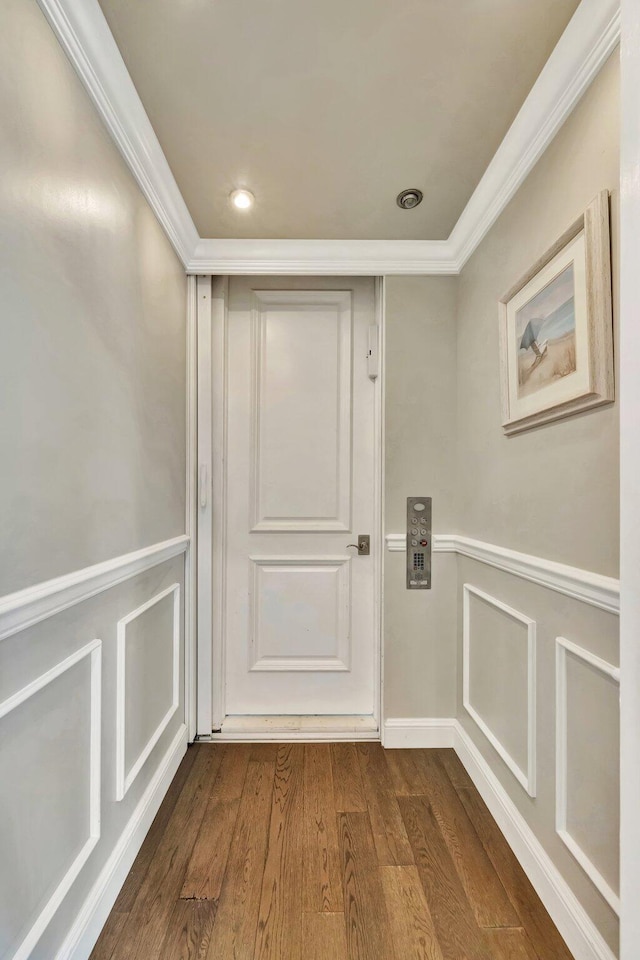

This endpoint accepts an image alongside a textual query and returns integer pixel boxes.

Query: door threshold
[206,714,380,742]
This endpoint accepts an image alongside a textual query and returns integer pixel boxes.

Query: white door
[221,276,378,728]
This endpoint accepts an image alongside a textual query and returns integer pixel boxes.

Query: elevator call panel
[406,497,432,589]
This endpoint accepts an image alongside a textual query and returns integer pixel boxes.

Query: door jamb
[196,275,386,738]
[185,275,198,741]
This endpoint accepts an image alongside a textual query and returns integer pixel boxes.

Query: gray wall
[455,51,620,955]
[0,2,188,959]
[455,51,619,577]
[0,0,187,597]
[382,50,620,957]
[384,276,458,718]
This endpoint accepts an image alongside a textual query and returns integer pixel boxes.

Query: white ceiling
[98,0,580,241]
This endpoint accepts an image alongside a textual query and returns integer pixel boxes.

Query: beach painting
[499,191,614,435]
[516,263,576,399]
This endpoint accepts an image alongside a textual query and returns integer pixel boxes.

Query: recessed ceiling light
[396,188,423,210]
[230,188,254,210]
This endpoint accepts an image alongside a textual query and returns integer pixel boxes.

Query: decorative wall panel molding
[385,533,619,614]
[377,718,616,960]
[115,584,181,801]
[454,723,616,960]
[37,0,619,275]
[248,557,351,672]
[0,639,102,960]
[463,584,537,796]
[249,290,352,532]
[555,636,620,914]
[54,725,187,960]
[0,535,189,643]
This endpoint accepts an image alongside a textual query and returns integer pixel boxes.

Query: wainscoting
[0,538,190,960]
[385,533,620,960]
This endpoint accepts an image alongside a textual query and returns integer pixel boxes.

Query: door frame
[196,275,386,739]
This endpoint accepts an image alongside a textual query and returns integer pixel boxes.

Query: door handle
[346,535,370,556]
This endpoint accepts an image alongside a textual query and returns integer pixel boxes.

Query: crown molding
[187,238,458,275]
[38,0,620,275]
[36,0,199,266]
[448,0,621,270]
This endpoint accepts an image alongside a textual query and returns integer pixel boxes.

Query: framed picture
[499,190,614,436]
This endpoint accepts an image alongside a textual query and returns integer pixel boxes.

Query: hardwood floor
[90,744,574,960]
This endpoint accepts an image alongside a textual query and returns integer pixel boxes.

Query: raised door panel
[250,290,352,532]
[249,557,351,672]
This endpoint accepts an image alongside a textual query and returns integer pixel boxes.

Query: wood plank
[331,743,367,813]
[483,928,540,960]
[249,743,281,762]
[211,743,252,800]
[412,752,519,928]
[337,812,396,960]
[301,913,348,960]
[179,799,239,901]
[456,786,574,960]
[399,795,493,960]
[383,749,432,796]
[253,744,304,960]
[356,743,414,865]
[303,744,343,912]
[111,744,200,915]
[106,745,225,960]
[89,909,129,960]
[157,899,217,960]
[437,749,476,792]
[380,866,443,960]
[204,761,275,960]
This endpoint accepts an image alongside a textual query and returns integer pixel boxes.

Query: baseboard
[454,723,616,960]
[382,717,457,748]
[55,724,188,960]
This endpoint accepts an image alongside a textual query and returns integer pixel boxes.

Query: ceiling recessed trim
[37,0,619,276]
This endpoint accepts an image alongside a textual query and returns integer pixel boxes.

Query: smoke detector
[396,188,423,210]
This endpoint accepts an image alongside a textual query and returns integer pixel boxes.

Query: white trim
[555,636,620,914]
[188,238,457,276]
[384,533,456,554]
[54,724,187,960]
[0,640,102,960]
[448,0,620,269]
[209,714,378,742]
[210,278,229,732]
[619,0,640,955]
[0,535,189,643]
[35,0,198,266]
[185,276,197,742]
[115,584,181,801]
[462,585,537,797]
[455,723,616,960]
[384,533,620,614]
[374,277,385,739]
[383,718,457,748]
[196,275,214,735]
[38,0,620,275]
